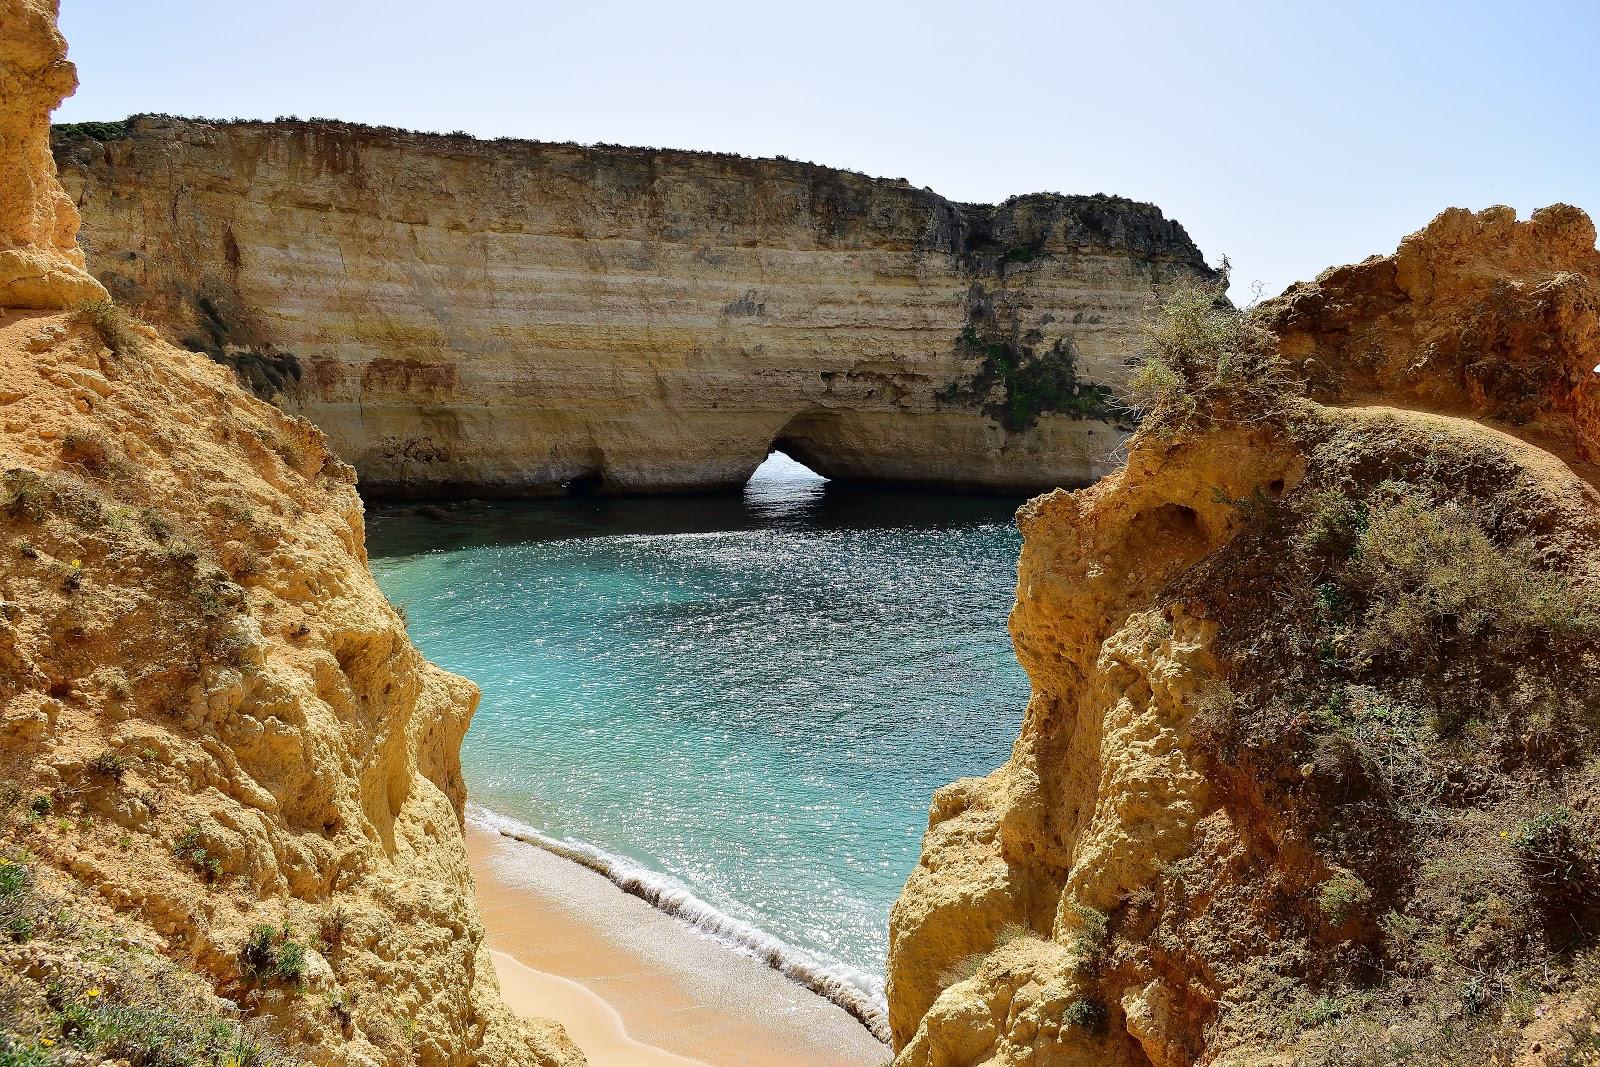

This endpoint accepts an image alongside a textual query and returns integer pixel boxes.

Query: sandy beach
[468,827,891,1067]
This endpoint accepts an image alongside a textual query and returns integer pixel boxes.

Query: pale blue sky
[55,0,1600,300]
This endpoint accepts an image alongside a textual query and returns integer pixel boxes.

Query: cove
[366,455,1031,1010]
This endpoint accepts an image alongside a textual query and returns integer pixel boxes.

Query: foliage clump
[172,826,223,884]
[72,299,144,357]
[239,924,308,986]
[941,326,1119,431]
[1336,484,1595,669]
[51,119,132,143]
[1125,282,1300,434]
[1315,870,1371,924]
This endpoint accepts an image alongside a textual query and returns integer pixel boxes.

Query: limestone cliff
[886,207,1600,1065]
[0,0,106,308]
[0,310,580,1067]
[53,116,1215,497]
[0,9,580,1065]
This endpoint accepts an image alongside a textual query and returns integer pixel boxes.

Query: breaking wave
[467,805,891,1043]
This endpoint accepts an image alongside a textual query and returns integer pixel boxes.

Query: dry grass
[1124,283,1302,434]
[1162,415,1600,1061]
[1338,484,1596,669]
[72,299,144,357]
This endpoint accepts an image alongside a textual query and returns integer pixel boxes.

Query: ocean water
[366,455,1031,1022]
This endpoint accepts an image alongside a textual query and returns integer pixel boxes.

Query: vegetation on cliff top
[1136,284,1600,1061]
[50,119,132,143]
[1124,280,1303,433]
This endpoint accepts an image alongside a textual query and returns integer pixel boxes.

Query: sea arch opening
[766,408,853,483]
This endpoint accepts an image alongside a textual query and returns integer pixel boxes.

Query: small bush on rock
[1125,283,1300,434]
[73,298,144,357]
[240,924,308,986]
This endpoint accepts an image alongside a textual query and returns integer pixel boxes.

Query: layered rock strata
[886,206,1600,1065]
[54,117,1215,496]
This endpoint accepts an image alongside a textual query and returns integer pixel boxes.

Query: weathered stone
[55,117,1216,496]
[0,0,107,308]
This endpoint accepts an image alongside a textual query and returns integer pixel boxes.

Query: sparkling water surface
[366,455,1031,989]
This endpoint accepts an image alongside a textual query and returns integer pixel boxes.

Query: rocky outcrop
[886,207,1600,1065]
[54,116,1215,496]
[1264,203,1600,471]
[0,9,579,1064]
[0,309,583,1066]
[0,0,107,308]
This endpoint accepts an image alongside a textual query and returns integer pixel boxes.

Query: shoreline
[468,825,891,1067]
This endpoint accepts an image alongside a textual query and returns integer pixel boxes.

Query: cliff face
[0,11,579,1065]
[54,116,1214,497]
[0,310,578,1067]
[0,0,106,308]
[886,207,1600,1065]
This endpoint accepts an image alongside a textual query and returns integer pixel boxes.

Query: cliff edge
[886,206,1600,1065]
[0,7,581,1065]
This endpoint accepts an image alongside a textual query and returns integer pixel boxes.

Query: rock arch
[57,117,1219,498]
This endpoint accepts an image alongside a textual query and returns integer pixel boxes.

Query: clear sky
[54,0,1600,301]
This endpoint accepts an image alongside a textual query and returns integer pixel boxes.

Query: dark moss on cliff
[939,325,1124,432]
[181,293,301,402]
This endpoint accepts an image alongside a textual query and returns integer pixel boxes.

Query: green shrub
[1063,996,1108,1034]
[0,859,40,943]
[1512,807,1599,905]
[1067,902,1109,962]
[1298,489,1369,557]
[1342,485,1594,668]
[240,924,309,986]
[73,298,144,357]
[0,861,26,899]
[173,826,223,883]
[1316,870,1372,924]
[52,119,132,142]
[0,1037,50,1067]
[1125,282,1299,434]
[940,329,1118,430]
[273,940,307,983]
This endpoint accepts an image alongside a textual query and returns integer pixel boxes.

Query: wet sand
[469,827,891,1067]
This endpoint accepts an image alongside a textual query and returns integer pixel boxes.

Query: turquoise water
[366,456,1030,1014]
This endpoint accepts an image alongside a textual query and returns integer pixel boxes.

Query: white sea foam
[467,804,891,1043]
